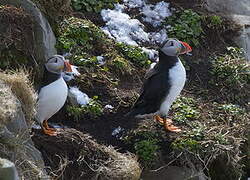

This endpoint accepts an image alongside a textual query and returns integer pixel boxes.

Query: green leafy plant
[134,139,159,164]
[172,97,200,124]
[205,15,223,28]
[67,96,103,120]
[71,0,119,13]
[116,42,151,67]
[172,138,201,152]
[165,9,203,46]
[56,17,112,56]
[209,47,250,105]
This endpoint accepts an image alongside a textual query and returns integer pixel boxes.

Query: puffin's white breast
[159,59,186,116]
[36,77,68,123]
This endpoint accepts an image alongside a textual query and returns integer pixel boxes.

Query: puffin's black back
[127,50,178,117]
[38,65,61,93]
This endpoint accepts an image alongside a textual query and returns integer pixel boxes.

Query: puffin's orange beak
[180,41,192,54]
[64,61,72,72]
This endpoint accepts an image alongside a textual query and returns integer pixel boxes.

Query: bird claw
[164,122,182,132]
[154,115,172,124]
[43,128,58,136]
[154,115,181,132]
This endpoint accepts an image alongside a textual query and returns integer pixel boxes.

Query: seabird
[36,55,72,136]
[127,38,192,132]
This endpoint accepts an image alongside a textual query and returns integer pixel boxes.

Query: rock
[0,80,49,179]
[205,0,250,61]
[0,158,19,180]
[0,0,57,65]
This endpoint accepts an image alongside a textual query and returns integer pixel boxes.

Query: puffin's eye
[170,41,174,46]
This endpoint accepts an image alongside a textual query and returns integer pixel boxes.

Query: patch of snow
[124,0,145,8]
[141,47,158,60]
[97,56,106,65]
[101,8,150,46]
[31,124,41,129]
[150,29,168,45]
[104,104,114,109]
[69,87,90,106]
[142,1,172,27]
[72,65,81,76]
[112,126,125,138]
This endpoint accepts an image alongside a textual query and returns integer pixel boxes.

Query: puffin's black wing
[127,66,170,117]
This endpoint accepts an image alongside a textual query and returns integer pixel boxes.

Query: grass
[0,69,37,127]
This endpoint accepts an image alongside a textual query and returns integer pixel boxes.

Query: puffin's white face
[161,39,192,56]
[45,55,72,74]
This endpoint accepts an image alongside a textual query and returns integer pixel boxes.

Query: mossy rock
[0,5,34,69]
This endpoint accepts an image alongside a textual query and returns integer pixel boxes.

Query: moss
[115,42,151,67]
[107,55,133,75]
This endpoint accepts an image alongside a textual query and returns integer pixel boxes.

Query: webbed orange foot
[41,120,58,136]
[43,128,58,136]
[164,119,181,133]
[154,115,173,124]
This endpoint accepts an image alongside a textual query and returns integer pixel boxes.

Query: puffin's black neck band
[158,50,178,69]
[40,65,61,88]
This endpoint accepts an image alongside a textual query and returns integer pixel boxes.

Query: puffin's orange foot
[164,121,181,133]
[43,128,58,136]
[154,115,172,124]
[41,120,58,136]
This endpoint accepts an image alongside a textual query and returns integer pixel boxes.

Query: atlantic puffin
[127,38,192,132]
[36,55,72,136]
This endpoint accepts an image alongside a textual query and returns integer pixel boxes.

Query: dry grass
[32,128,142,180]
[0,80,18,127]
[99,146,141,180]
[0,69,37,127]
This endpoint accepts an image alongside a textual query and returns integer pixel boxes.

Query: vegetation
[67,96,103,120]
[71,0,120,13]
[209,47,250,105]
[115,42,151,67]
[0,5,34,69]
[165,9,203,46]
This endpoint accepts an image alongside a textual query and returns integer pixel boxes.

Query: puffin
[126,38,192,132]
[36,55,72,136]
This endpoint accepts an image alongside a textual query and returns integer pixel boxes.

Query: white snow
[101,0,172,62]
[142,1,172,27]
[69,87,90,106]
[150,29,168,45]
[141,47,158,60]
[104,104,114,109]
[124,0,145,8]
[97,56,105,65]
[101,8,149,46]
